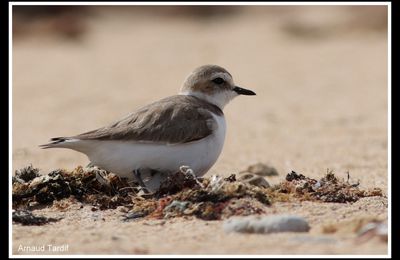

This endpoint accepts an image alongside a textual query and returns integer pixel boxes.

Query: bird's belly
[85,116,226,180]
[87,136,223,179]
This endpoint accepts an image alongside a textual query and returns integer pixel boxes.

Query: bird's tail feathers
[39,137,71,149]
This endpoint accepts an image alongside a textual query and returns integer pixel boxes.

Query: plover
[40,65,256,192]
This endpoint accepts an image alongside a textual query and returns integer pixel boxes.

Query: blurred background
[12,5,388,189]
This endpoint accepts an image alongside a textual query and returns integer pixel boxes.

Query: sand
[12,6,389,255]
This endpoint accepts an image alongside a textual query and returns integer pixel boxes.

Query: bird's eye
[212,77,225,85]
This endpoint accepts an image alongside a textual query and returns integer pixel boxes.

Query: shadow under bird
[41,65,256,192]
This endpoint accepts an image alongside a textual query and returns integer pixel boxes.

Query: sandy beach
[12,5,389,255]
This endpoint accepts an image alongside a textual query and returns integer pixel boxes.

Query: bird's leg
[133,169,150,194]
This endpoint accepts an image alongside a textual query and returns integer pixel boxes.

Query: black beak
[233,86,256,96]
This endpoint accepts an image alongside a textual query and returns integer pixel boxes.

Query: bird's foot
[133,169,151,194]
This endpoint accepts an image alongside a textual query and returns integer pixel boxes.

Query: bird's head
[180,64,256,109]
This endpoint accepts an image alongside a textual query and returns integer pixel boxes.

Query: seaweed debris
[12,165,41,184]
[12,210,60,225]
[269,170,383,203]
[136,172,270,220]
[12,165,134,209]
[12,165,383,221]
[12,165,271,220]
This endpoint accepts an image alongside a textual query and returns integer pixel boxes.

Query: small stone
[356,221,388,243]
[237,173,270,188]
[223,214,310,234]
[237,163,277,187]
[245,163,279,176]
[123,211,147,221]
[289,235,337,244]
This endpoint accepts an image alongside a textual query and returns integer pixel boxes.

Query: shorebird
[41,65,256,192]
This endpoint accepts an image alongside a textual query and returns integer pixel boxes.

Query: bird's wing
[73,95,223,144]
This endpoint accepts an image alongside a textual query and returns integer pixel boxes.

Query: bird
[40,65,256,192]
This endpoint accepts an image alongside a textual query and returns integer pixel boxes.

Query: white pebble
[223,214,310,234]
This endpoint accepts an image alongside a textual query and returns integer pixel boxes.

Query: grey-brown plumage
[42,95,223,147]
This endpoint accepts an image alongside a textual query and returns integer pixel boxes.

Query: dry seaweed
[272,170,383,203]
[12,165,41,184]
[155,170,200,198]
[12,210,60,225]
[137,174,271,220]
[13,165,273,221]
[12,165,383,221]
[224,174,237,182]
[13,166,134,209]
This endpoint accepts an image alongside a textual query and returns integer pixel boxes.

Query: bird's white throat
[179,90,238,109]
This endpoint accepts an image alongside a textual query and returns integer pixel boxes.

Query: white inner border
[9,1,391,259]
